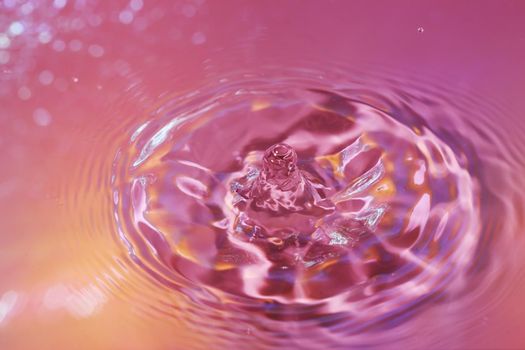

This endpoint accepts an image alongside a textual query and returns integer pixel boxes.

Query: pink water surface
[1,1,525,349]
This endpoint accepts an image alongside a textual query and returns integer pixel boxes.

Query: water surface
[1,1,525,349]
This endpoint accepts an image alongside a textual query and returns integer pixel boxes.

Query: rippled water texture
[2,1,525,350]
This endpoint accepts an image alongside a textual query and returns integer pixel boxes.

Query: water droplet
[417,26,424,33]
[263,143,298,181]
[33,108,53,127]
[191,32,206,45]
[109,69,495,334]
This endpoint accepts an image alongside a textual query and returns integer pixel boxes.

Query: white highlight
[130,0,143,11]
[0,290,18,324]
[413,161,426,185]
[406,193,430,233]
[53,0,67,9]
[33,108,53,126]
[8,22,24,36]
[0,34,10,49]
[119,10,134,24]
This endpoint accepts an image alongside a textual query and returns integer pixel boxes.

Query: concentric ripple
[101,66,525,348]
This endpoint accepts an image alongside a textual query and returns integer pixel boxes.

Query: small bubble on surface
[20,2,34,15]
[0,34,11,49]
[33,108,52,127]
[130,0,143,12]
[8,22,24,36]
[88,44,104,58]
[52,40,66,52]
[68,39,83,52]
[417,26,424,33]
[38,70,55,85]
[38,31,53,44]
[72,76,79,83]
[17,86,31,100]
[119,10,134,24]
[191,31,206,45]
[53,0,67,9]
